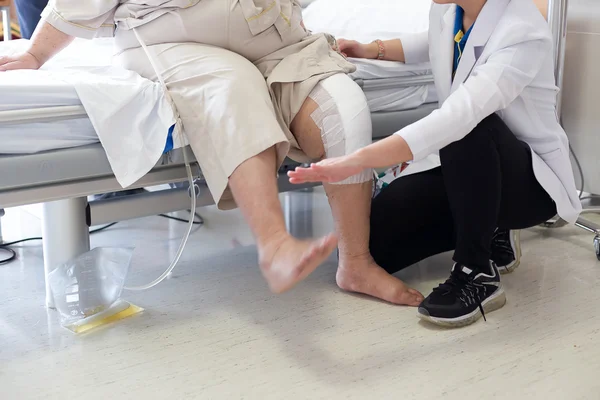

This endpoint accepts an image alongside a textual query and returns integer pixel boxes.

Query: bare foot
[259,233,338,294]
[336,254,424,306]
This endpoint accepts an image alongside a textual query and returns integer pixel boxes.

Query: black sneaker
[417,262,506,328]
[491,229,521,274]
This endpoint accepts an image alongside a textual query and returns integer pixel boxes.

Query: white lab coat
[396,0,581,224]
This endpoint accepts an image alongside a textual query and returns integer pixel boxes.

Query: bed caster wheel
[594,236,600,261]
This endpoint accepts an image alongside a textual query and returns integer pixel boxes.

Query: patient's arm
[0,22,74,71]
[28,22,75,66]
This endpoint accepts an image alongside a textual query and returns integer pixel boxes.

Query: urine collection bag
[48,247,143,333]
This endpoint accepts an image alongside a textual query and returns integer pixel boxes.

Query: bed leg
[41,198,90,309]
[284,189,314,239]
[0,209,4,243]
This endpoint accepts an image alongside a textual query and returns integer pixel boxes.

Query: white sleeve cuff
[396,125,431,163]
[41,7,115,39]
[397,32,429,64]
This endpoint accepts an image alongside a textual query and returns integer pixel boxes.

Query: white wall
[561,0,600,194]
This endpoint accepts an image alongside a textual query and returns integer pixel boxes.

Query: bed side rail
[0,106,88,125]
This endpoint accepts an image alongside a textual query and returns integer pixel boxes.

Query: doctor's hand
[0,52,41,72]
[288,154,366,184]
[337,39,378,59]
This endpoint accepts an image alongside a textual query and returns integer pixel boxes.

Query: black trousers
[369,114,557,274]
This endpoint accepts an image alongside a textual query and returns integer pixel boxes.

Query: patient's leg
[117,43,337,294]
[290,74,424,306]
[228,146,337,294]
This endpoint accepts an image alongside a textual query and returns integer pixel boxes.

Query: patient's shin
[308,73,373,184]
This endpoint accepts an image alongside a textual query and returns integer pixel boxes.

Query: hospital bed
[0,0,578,309]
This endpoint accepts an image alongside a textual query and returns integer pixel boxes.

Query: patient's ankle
[337,250,373,266]
[257,230,291,259]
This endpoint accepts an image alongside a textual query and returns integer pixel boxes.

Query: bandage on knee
[308,73,373,185]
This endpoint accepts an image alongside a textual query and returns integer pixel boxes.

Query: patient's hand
[288,155,365,184]
[0,52,41,72]
[337,39,378,59]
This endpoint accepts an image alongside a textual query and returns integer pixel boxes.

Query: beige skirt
[114,0,356,209]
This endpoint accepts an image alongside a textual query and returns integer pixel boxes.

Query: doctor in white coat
[289,0,582,327]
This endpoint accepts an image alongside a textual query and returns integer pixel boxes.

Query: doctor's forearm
[354,135,414,169]
[382,39,405,62]
[26,22,74,66]
[366,39,405,62]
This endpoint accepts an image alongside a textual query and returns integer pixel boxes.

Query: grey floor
[1,188,599,400]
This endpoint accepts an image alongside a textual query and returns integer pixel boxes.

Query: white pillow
[303,0,432,43]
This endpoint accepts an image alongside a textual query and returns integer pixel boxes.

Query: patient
[0,0,423,306]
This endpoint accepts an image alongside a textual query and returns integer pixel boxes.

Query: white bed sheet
[0,40,109,153]
[364,84,437,113]
[303,0,437,112]
[350,58,436,112]
[0,39,115,112]
[303,0,431,43]
[0,38,176,188]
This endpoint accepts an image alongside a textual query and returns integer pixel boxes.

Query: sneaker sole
[498,230,522,275]
[417,287,507,328]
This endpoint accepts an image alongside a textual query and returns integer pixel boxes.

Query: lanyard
[453,6,473,78]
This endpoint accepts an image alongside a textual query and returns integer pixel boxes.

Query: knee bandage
[308,73,373,185]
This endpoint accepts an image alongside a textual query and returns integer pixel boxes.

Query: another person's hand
[0,52,41,72]
[288,154,366,184]
[337,39,378,59]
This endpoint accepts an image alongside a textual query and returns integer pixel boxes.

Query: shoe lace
[492,229,512,254]
[432,268,488,321]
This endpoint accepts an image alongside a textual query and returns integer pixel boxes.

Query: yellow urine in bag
[65,300,144,334]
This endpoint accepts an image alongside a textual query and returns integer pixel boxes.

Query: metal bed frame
[546,0,600,259]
